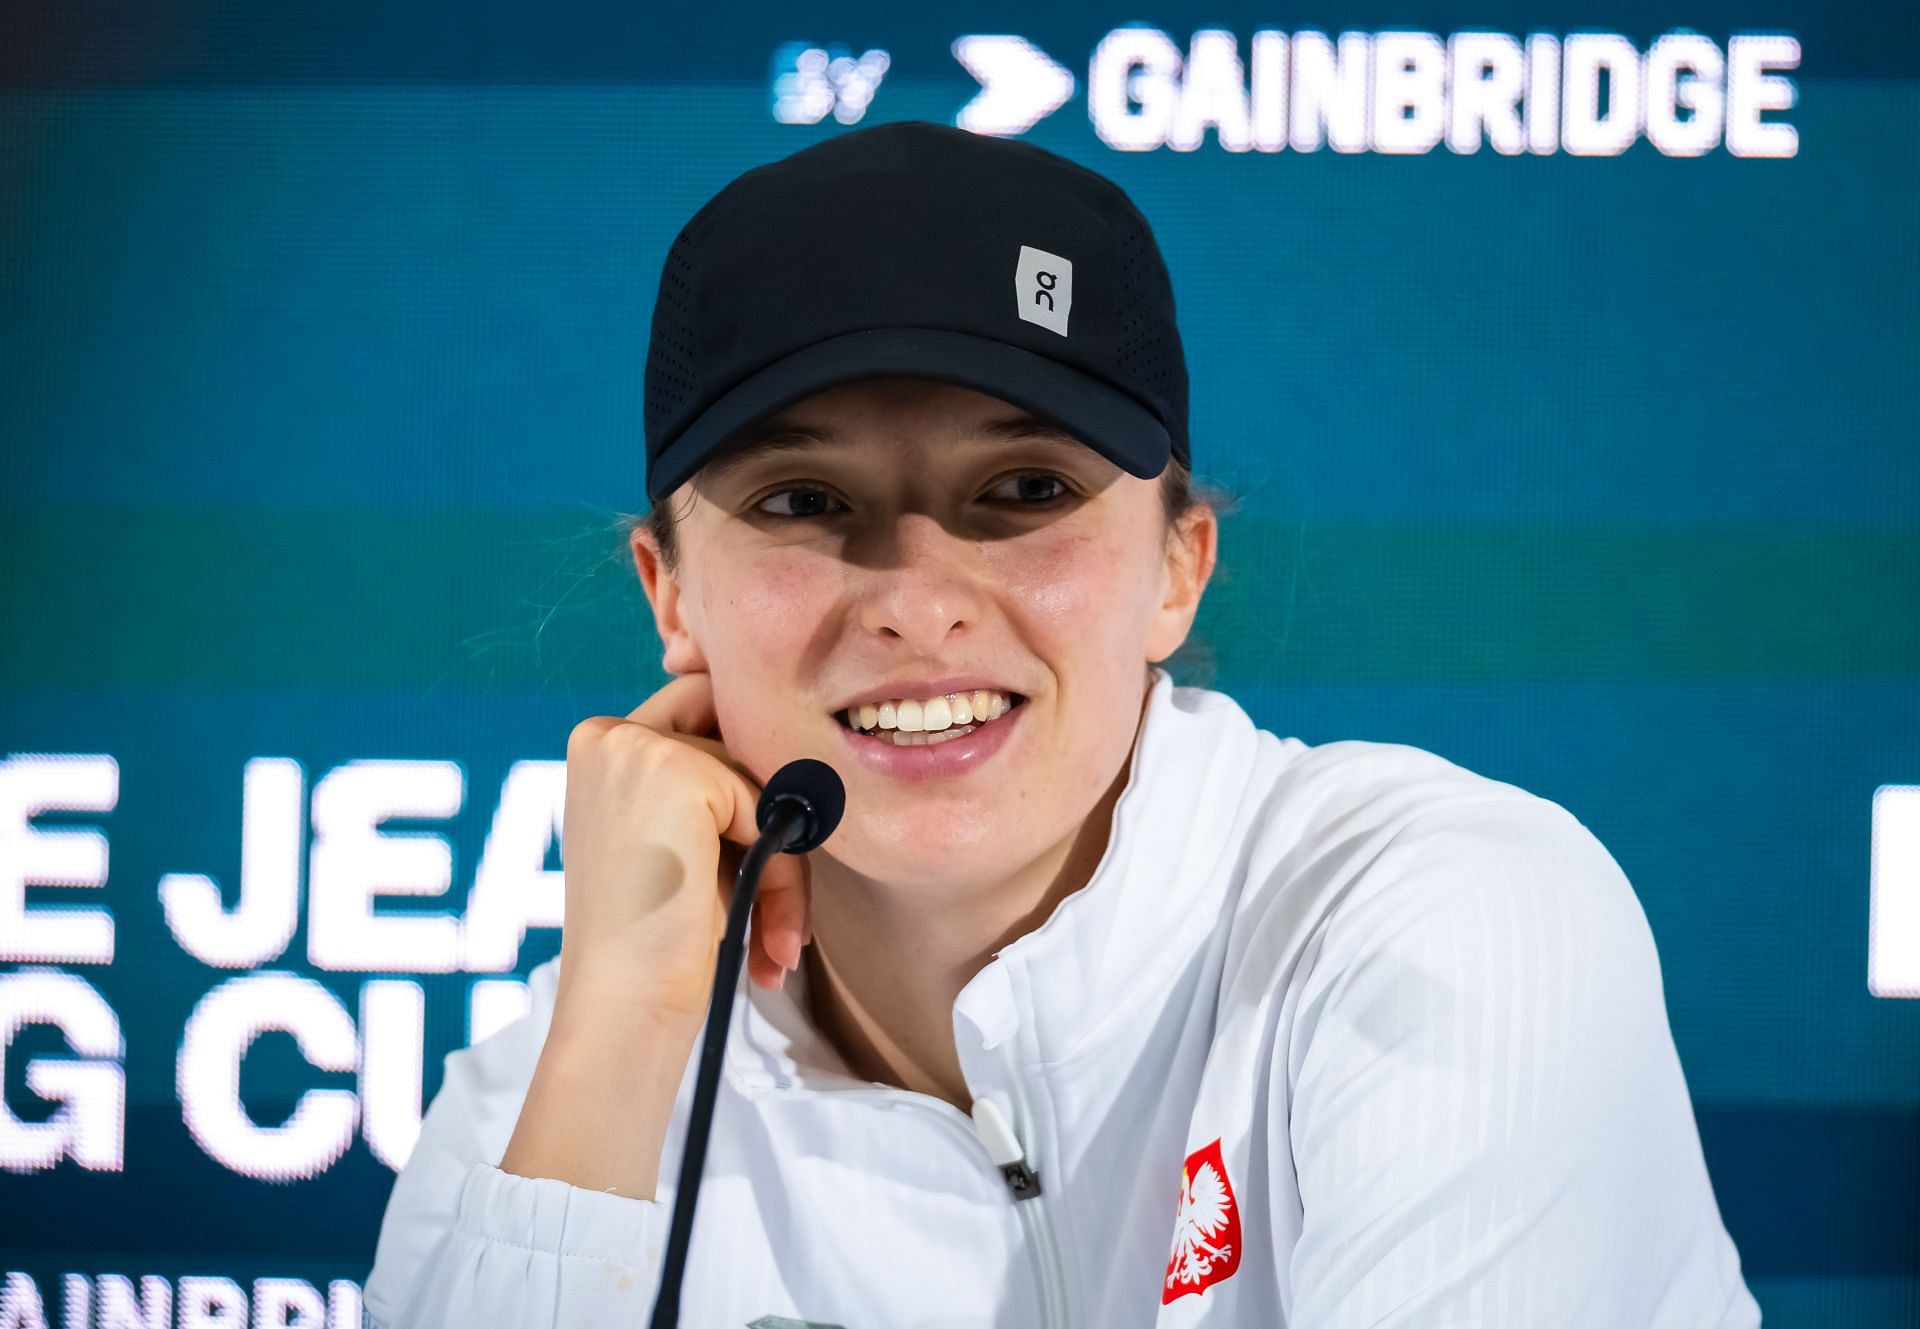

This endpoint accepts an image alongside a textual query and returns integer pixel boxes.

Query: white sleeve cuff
[454,1160,673,1269]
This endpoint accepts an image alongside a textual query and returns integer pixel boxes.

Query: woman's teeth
[843,689,1018,746]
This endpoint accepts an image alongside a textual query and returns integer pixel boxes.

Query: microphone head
[756,758,846,854]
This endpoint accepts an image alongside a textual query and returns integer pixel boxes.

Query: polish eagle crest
[1162,1136,1242,1302]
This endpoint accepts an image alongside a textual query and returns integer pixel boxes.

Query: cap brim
[647,326,1172,503]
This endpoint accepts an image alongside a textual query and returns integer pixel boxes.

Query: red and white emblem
[1162,1136,1242,1303]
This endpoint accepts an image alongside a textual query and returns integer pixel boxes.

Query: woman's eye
[750,473,1072,520]
[987,472,1072,505]
[753,487,846,519]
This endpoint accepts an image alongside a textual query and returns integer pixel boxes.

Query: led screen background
[2,2,1917,1325]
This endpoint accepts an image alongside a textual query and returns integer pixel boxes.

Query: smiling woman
[363,119,1760,1329]
[624,375,1220,980]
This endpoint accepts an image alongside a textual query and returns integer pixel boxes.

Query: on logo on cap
[1015,244,1073,337]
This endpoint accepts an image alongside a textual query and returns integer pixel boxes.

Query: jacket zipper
[758,1079,1069,1327]
[1015,1179,1071,1329]
[971,1091,1071,1329]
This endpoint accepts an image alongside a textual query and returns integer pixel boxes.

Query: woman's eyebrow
[705,412,1081,484]
[976,414,1081,446]
[704,424,837,483]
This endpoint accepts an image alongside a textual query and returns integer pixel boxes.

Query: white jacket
[365,667,1761,1328]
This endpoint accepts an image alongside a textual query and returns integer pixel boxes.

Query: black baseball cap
[642,119,1189,505]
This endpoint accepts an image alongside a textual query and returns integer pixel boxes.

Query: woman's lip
[834,698,1025,783]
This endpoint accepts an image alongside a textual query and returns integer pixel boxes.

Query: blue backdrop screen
[2,4,1917,1326]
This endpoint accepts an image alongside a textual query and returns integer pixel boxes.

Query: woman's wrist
[550,963,711,1046]
[501,997,701,1199]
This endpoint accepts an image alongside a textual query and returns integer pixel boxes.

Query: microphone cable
[648,757,846,1329]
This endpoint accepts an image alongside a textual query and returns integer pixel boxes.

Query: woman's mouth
[833,688,1028,781]
[836,689,1026,747]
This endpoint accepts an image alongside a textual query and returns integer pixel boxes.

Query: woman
[364,120,1760,1327]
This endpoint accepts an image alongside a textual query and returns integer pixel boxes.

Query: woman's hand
[553,670,813,1031]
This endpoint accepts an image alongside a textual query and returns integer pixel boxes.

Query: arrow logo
[952,36,1076,135]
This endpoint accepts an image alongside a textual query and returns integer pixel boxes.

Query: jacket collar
[724,663,1266,1095]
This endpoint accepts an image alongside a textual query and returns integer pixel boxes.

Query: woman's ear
[631,522,709,676]
[1146,503,1218,664]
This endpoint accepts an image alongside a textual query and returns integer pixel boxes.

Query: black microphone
[649,757,846,1329]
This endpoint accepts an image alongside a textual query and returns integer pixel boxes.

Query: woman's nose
[853,512,986,647]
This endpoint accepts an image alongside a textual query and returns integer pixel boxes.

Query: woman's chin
[823,828,1022,890]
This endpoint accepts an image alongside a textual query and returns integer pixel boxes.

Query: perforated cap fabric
[642,119,1189,504]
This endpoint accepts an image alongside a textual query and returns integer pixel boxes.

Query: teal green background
[2,4,1917,1324]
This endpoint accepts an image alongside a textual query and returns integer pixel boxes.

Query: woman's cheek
[999,529,1130,624]
[729,553,833,640]
[698,558,833,764]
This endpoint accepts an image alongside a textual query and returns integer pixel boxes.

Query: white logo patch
[1015,244,1073,337]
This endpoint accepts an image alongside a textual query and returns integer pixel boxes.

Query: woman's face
[632,374,1215,893]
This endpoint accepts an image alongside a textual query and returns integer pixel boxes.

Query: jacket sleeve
[1280,797,1762,1328]
[362,961,675,1329]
